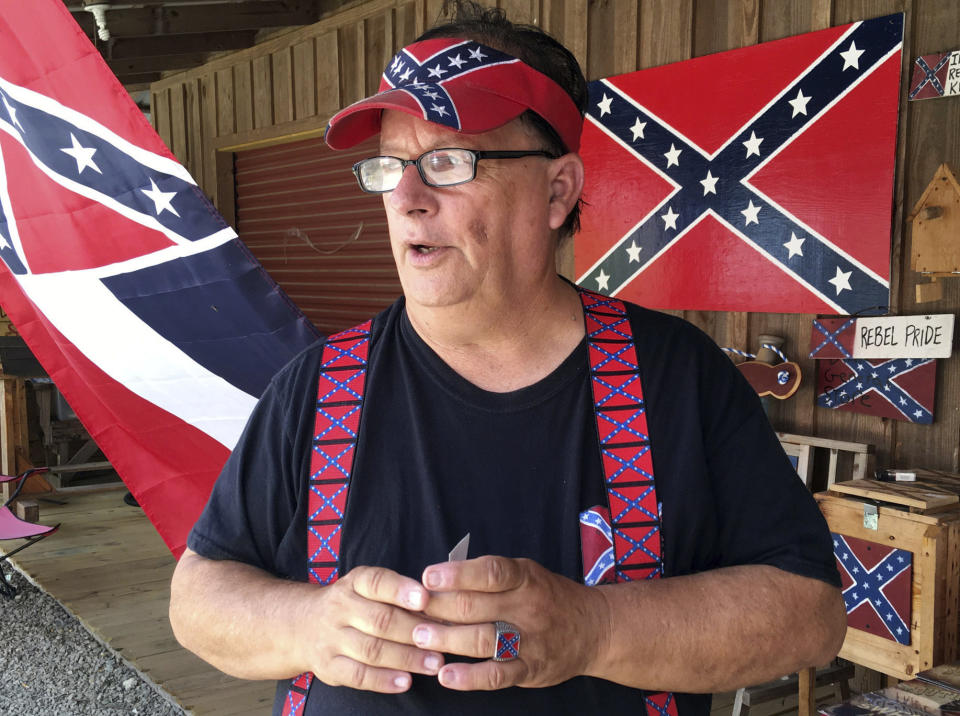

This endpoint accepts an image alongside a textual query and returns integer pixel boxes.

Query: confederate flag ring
[493,621,520,662]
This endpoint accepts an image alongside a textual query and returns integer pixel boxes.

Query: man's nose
[386,163,437,215]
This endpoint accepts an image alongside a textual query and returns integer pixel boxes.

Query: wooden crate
[816,481,960,681]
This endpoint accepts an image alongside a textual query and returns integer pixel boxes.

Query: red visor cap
[324,38,583,153]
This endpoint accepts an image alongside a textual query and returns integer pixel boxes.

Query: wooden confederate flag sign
[833,532,912,645]
[577,14,903,315]
[816,357,936,424]
[908,50,960,100]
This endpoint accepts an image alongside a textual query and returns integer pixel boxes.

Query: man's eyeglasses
[351,148,558,193]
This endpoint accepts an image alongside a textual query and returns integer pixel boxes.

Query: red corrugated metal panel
[234,135,401,335]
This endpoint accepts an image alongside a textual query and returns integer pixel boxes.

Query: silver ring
[493,621,520,662]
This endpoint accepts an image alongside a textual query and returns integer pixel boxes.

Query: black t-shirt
[189,296,841,715]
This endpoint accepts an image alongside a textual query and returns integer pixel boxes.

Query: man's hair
[416,0,587,239]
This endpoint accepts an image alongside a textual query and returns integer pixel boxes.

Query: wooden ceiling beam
[107,52,210,75]
[68,2,322,38]
[104,29,258,58]
[112,71,164,86]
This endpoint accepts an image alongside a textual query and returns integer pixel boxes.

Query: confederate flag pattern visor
[324,37,583,153]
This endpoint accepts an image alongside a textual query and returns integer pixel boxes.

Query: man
[170,4,847,714]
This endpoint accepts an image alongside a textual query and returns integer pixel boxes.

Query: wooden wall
[151,0,960,474]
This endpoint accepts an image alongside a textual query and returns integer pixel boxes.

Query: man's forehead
[378,110,532,153]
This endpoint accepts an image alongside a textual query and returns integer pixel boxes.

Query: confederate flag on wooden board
[833,532,912,645]
[816,357,936,423]
[576,14,903,315]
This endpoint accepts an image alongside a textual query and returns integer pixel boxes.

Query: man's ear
[547,153,585,231]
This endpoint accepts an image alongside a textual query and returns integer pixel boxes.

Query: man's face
[378,110,557,312]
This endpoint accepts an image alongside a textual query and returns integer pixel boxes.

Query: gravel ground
[1,567,186,716]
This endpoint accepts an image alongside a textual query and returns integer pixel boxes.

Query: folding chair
[0,468,58,598]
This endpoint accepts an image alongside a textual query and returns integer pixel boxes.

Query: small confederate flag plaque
[816,357,936,424]
[833,532,912,645]
[577,14,903,315]
[909,50,960,100]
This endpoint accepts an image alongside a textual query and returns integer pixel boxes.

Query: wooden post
[0,376,17,477]
[15,499,39,523]
[798,666,816,716]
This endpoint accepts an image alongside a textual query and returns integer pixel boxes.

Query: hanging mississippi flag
[832,533,912,645]
[816,357,936,424]
[0,1,320,556]
[577,14,903,315]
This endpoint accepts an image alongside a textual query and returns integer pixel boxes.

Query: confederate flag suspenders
[284,291,677,715]
[581,290,678,716]
[282,321,372,716]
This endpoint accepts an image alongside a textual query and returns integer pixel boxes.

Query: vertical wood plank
[293,39,317,120]
[612,0,640,74]
[364,14,388,97]
[541,0,557,36]
[810,0,832,29]
[1,378,16,476]
[732,0,760,50]
[252,55,273,130]
[639,0,693,68]
[395,1,419,47]
[316,31,341,115]
[184,78,203,184]
[338,24,366,107]
[586,0,618,81]
[271,47,294,125]
[149,91,160,131]
[759,0,832,42]
[385,9,396,69]
[14,378,28,474]
[153,88,172,148]
[563,0,589,79]
[199,73,218,201]
[169,84,188,165]
[234,61,254,133]
[500,0,537,24]
[695,0,760,54]
[798,667,817,716]
[215,68,235,137]
[415,0,427,36]
[693,0,730,56]
[585,0,639,78]
[215,150,236,231]
[424,0,447,27]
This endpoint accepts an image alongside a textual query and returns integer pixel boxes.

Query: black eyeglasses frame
[351,148,559,194]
